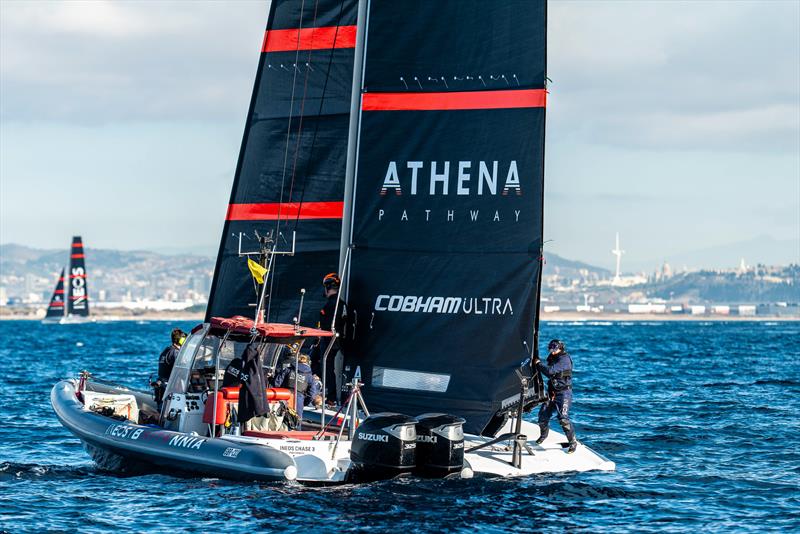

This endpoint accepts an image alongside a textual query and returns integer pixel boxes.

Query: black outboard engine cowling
[349,413,417,482]
[414,413,466,476]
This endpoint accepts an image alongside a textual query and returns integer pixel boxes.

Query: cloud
[549,0,800,153]
[0,0,269,123]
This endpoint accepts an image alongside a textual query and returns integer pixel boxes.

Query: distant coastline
[541,311,798,322]
[1,309,796,322]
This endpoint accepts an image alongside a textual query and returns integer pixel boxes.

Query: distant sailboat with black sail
[51,0,613,483]
[43,236,91,324]
[43,268,66,323]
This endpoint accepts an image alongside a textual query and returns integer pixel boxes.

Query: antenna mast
[611,232,625,285]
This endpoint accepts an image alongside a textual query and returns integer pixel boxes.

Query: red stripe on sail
[362,89,547,111]
[70,274,87,279]
[262,25,357,52]
[71,254,85,259]
[55,290,64,294]
[72,243,83,248]
[49,302,64,307]
[70,296,89,300]
[226,202,344,221]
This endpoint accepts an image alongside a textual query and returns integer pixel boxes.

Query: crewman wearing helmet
[315,272,347,405]
[532,339,578,453]
[153,328,187,411]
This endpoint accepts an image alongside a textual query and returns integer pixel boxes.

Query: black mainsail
[45,268,66,320]
[342,0,548,435]
[206,0,358,323]
[66,236,89,317]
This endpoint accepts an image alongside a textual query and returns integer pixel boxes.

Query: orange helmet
[322,272,341,289]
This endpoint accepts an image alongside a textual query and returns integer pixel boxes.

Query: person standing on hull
[153,328,186,411]
[315,272,347,405]
[533,339,578,454]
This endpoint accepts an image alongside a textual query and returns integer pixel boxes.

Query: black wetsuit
[237,344,268,422]
[535,352,576,445]
[315,293,346,403]
[157,344,180,381]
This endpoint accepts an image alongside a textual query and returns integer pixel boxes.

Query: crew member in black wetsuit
[153,328,187,410]
[314,272,347,405]
[533,339,578,454]
[274,354,321,426]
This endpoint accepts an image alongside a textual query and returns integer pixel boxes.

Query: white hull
[42,316,95,325]
[217,433,353,483]
[464,419,615,476]
[303,407,615,478]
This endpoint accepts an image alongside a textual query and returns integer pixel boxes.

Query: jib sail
[206,0,358,323]
[342,0,548,435]
[67,236,90,317]
[45,268,66,319]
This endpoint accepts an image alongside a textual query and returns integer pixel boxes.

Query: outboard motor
[349,413,417,482]
[414,413,466,477]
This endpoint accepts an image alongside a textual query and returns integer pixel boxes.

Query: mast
[339,0,369,294]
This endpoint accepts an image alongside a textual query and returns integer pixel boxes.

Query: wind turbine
[611,232,625,285]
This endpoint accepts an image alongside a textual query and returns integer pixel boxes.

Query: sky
[1,0,798,272]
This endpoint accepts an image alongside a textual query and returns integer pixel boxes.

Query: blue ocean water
[0,320,798,532]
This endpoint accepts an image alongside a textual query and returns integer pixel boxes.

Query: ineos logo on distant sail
[379,160,522,196]
[71,267,87,310]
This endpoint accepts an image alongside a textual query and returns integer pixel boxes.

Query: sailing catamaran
[43,236,90,324]
[51,0,613,483]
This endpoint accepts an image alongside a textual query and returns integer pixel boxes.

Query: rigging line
[274,0,308,236]
[267,0,307,323]
[292,0,348,230]
[267,0,321,325]
[286,0,323,207]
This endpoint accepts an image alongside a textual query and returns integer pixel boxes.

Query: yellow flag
[247,258,268,284]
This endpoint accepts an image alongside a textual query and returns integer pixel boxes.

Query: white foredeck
[464,419,615,477]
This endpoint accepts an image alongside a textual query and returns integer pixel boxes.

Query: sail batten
[362,89,546,111]
[263,25,357,52]
[226,201,344,221]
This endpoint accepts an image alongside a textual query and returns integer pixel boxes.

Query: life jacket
[285,367,310,395]
[157,345,179,380]
[547,353,573,393]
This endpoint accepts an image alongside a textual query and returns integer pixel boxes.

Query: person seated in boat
[532,339,578,454]
[152,328,187,410]
[273,353,321,427]
[312,272,347,405]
